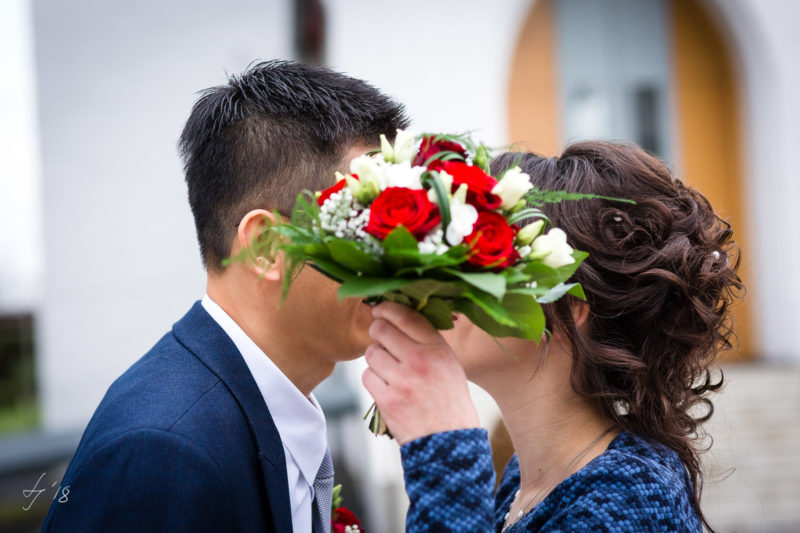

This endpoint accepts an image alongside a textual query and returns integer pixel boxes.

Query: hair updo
[491,141,742,531]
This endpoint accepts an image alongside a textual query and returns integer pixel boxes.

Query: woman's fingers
[364,343,401,384]
[361,366,389,397]
[368,318,415,359]
[372,301,441,345]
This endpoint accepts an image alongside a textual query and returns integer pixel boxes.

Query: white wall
[0,0,42,313]
[33,0,294,431]
[324,0,531,149]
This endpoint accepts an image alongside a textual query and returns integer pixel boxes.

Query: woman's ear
[552,302,590,341]
[236,209,282,281]
[571,302,590,329]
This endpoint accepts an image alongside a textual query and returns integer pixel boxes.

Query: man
[42,60,408,532]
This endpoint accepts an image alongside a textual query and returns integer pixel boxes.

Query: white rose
[392,129,417,163]
[446,194,479,245]
[530,228,576,268]
[491,166,533,210]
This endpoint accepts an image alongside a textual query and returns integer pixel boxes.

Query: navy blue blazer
[42,302,294,532]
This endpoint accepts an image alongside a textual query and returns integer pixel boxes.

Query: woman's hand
[362,301,480,445]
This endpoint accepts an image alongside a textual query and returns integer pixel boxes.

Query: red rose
[466,211,520,269]
[318,175,358,206]
[365,187,441,241]
[332,506,362,533]
[437,161,502,211]
[412,136,467,167]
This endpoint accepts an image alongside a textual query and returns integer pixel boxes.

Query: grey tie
[312,447,334,533]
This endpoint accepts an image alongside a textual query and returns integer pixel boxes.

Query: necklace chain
[501,426,616,532]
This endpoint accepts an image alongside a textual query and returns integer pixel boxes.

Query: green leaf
[520,262,562,288]
[456,290,546,341]
[305,256,358,283]
[332,484,343,509]
[503,293,546,339]
[327,240,385,276]
[524,187,636,208]
[555,250,588,281]
[399,279,466,309]
[394,245,470,276]
[522,250,588,287]
[443,270,507,300]
[460,290,517,327]
[338,277,416,299]
[536,282,583,304]
[568,283,586,300]
[383,291,412,307]
[382,226,425,270]
[423,171,452,230]
[507,208,548,226]
[382,226,418,252]
[419,298,455,329]
[501,267,533,286]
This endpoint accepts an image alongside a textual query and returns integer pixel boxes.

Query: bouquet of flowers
[233,130,628,434]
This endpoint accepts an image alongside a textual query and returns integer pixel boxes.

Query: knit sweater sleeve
[400,428,496,532]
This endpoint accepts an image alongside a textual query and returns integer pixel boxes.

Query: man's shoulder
[78,327,254,461]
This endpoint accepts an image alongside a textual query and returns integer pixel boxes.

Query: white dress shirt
[202,295,327,533]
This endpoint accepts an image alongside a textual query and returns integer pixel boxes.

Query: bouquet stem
[363,402,392,438]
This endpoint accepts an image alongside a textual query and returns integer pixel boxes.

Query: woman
[362,141,741,532]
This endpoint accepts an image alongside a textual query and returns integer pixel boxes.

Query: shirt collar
[201,295,328,486]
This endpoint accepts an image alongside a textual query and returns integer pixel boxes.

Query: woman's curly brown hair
[491,141,742,532]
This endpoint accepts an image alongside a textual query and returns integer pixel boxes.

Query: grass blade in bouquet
[231,130,633,437]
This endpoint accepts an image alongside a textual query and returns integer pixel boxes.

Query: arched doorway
[508,0,754,358]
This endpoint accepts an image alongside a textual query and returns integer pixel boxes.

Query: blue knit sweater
[400,428,701,532]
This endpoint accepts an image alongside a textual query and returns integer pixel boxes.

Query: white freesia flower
[380,134,394,162]
[530,228,575,268]
[446,192,479,246]
[350,154,384,186]
[393,129,417,163]
[491,166,533,210]
[516,220,545,245]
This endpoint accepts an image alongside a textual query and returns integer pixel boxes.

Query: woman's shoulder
[542,431,701,531]
[590,431,691,486]
[497,431,702,532]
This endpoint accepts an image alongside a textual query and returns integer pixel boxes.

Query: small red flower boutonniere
[331,484,363,533]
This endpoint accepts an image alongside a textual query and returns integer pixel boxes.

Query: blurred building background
[0,0,798,531]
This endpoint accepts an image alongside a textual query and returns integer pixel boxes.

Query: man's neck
[206,281,333,397]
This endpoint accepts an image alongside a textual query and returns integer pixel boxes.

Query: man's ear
[237,209,282,281]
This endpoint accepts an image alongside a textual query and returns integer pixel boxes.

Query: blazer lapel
[172,301,294,533]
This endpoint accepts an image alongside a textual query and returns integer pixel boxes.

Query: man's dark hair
[178,60,409,271]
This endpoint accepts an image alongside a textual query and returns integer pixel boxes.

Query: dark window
[294,0,326,65]
[633,84,661,155]
[0,314,38,435]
